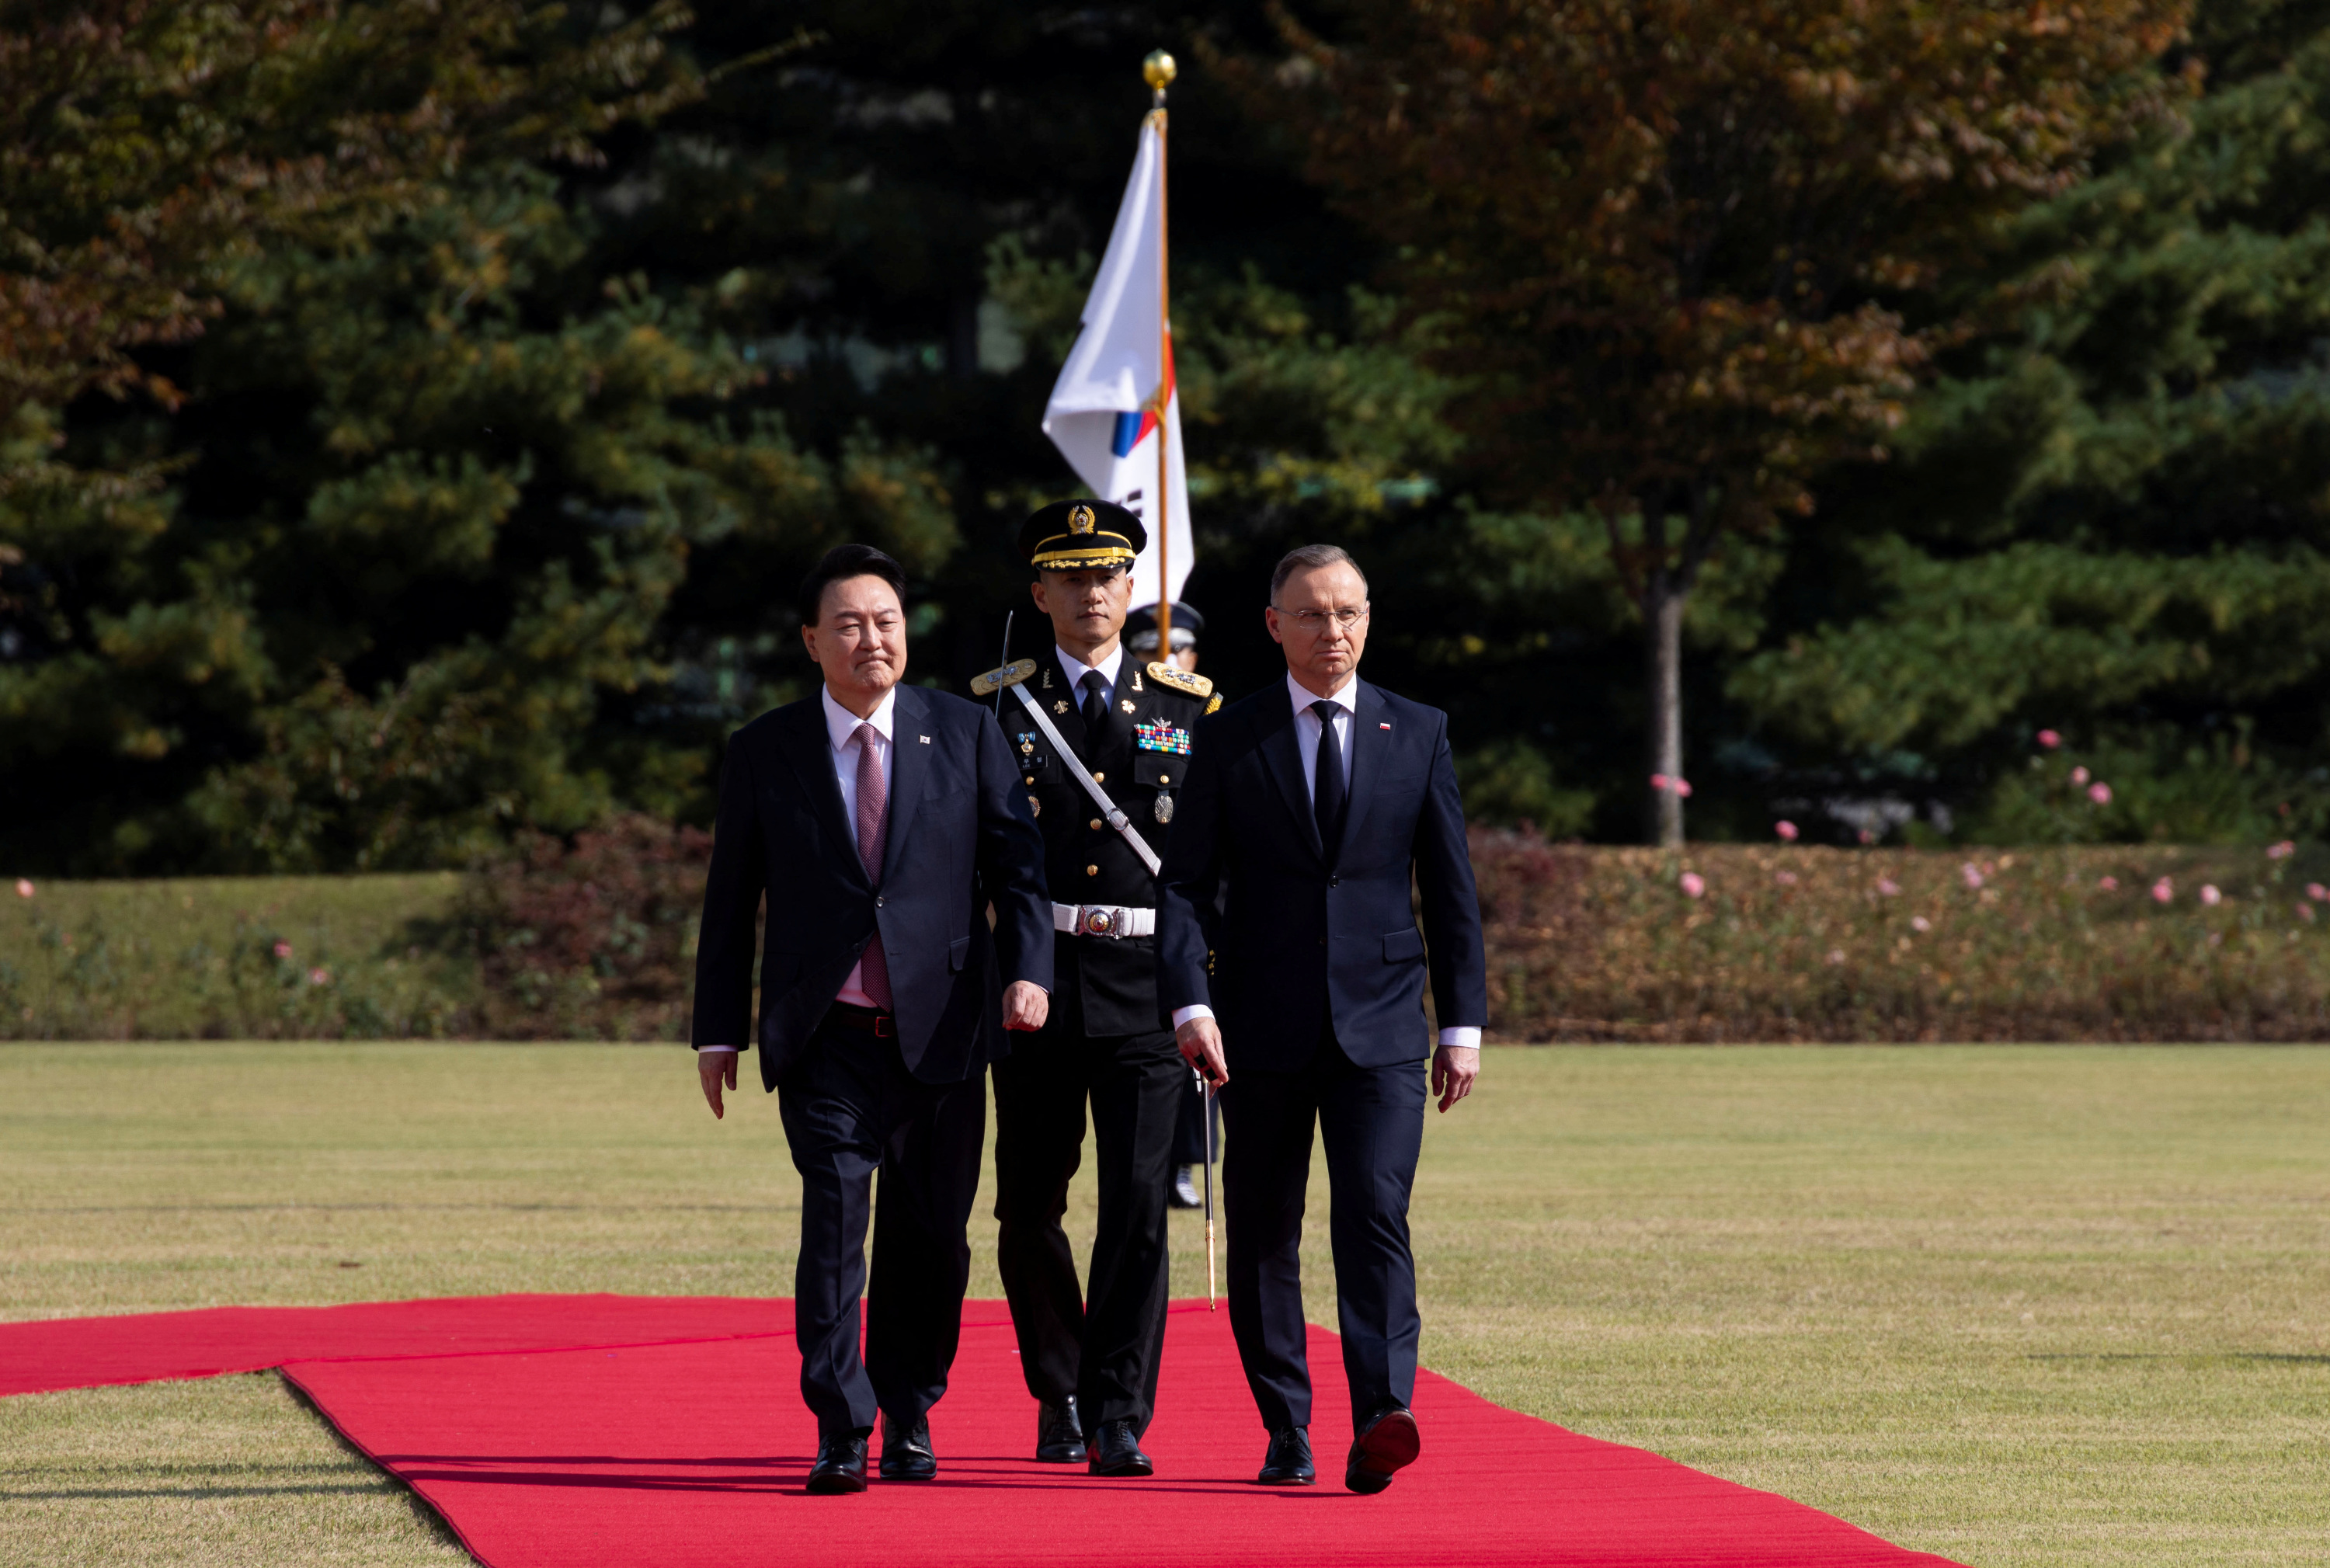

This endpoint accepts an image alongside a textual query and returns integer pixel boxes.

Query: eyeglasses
[1273,605,1369,633]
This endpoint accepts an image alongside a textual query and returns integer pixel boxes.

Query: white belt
[1052,902,1156,939]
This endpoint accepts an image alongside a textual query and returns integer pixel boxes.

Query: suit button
[1092,771,1105,783]
[1330,876,1340,887]
[1024,774,1035,785]
[1089,818,1104,831]
[1086,864,1100,877]
[875,895,885,908]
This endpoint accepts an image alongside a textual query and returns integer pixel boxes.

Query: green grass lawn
[2,1043,2325,1566]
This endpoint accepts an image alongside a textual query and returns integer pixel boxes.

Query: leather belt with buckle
[1052,902,1156,939]
[825,1003,895,1037]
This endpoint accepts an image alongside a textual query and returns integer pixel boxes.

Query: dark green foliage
[1730,0,2330,843]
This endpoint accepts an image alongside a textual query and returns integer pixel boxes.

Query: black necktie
[1310,699,1347,854]
[1080,670,1111,736]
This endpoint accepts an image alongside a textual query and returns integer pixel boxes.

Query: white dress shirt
[1055,642,1125,704]
[699,684,895,1055]
[1172,673,1480,1051]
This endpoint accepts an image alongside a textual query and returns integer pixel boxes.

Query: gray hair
[1268,543,1368,604]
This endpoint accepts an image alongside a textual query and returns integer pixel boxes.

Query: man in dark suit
[988,503,1219,1478]
[1157,542,1486,1496]
[692,543,1052,1495]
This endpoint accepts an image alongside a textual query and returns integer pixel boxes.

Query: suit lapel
[880,685,930,887]
[1257,682,1325,865]
[775,699,866,888]
[1338,681,1391,855]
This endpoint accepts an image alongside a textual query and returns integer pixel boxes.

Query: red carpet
[3,1296,1967,1567]
[0,1294,792,1397]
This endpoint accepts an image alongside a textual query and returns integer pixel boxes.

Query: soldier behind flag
[1129,600,1220,1210]
[987,500,1220,1479]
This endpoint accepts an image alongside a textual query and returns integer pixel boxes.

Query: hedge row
[8,819,2330,1041]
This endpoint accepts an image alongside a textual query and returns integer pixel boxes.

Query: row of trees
[7,0,2330,873]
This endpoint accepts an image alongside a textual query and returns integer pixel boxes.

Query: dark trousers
[1172,1069,1222,1167]
[991,982,1183,1432]
[776,1015,986,1438]
[1221,1030,1426,1436]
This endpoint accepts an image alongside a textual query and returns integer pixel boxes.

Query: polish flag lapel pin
[1379,721,1393,730]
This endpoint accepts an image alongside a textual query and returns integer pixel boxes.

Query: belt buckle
[1080,906,1118,938]
[873,1013,894,1038]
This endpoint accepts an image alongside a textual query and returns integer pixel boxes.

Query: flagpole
[1143,50,1176,652]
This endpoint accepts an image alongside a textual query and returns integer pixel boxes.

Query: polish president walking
[1158,543,1487,1495]
[691,544,1052,1494]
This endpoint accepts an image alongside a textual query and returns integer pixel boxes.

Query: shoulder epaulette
[1146,661,1213,701]
[1205,693,1222,714]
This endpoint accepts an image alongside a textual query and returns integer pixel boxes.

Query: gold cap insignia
[1069,504,1097,534]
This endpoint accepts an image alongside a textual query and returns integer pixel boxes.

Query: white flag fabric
[1042,114,1192,609]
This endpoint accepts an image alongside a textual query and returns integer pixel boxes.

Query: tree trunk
[1645,573,1686,847]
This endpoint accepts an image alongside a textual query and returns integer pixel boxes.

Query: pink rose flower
[2070,767,2090,786]
[2268,840,2296,860]
[1675,778,1693,798]
[2297,902,2315,923]
[1679,871,1706,899]
[1960,863,1984,889]
[2036,729,2062,749]
[2088,782,2112,805]
[1857,828,1876,845]
[1876,878,1901,896]
[2200,885,2222,906]
[1774,820,1799,842]
[2310,883,2329,903]
[2096,876,2118,892]
[1825,948,1846,965]
[1911,916,1932,933]
[1650,773,1668,791]
[2151,878,2174,904]
[12,879,30,899]
[1775,870,1800,887]
[308,968,331,986]
[273,941,294,960]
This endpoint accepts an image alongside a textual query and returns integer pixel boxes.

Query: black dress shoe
[878,1413,937,1481]
[1035,1396,1087,1464]
[1344,1405,1420,1494]
[805,1433,868,1494]
[1086,1417,1154,1477]
[1256,1424,1315,1485]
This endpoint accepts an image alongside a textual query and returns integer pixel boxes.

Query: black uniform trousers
[776,1013,986,1439]
[1221,1027,1427,1436]
[991,968,1184,1433]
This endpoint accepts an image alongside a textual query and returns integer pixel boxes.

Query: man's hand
[1431,1045,1479,1113]
[698,1049,738,1119]
[1176,1015,1230,1089]
[1003,980,1049,1032]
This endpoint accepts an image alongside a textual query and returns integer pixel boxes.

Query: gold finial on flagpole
[1142,49,1177,100]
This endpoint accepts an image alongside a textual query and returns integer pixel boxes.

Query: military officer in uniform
[1129,601,1220,1212]
[986,500,1221,1479]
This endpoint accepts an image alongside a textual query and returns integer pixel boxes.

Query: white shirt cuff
[696,1045,739,1054]
[1170,1005,1215,1030]
[1438,1027,1482,1050]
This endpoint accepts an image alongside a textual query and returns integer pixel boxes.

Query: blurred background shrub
[14,833,2330,1042]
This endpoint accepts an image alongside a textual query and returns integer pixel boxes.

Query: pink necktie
[853,723,893,1010]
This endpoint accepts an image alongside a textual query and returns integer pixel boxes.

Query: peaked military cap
[1127,600,1203,655]
[1018,499,1146,572]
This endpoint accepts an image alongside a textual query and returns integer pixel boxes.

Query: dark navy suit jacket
[1156,677,1487,1072]
[690,683,1053,1088]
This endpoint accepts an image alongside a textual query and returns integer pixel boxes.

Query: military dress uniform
[989,502,1221,1462]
